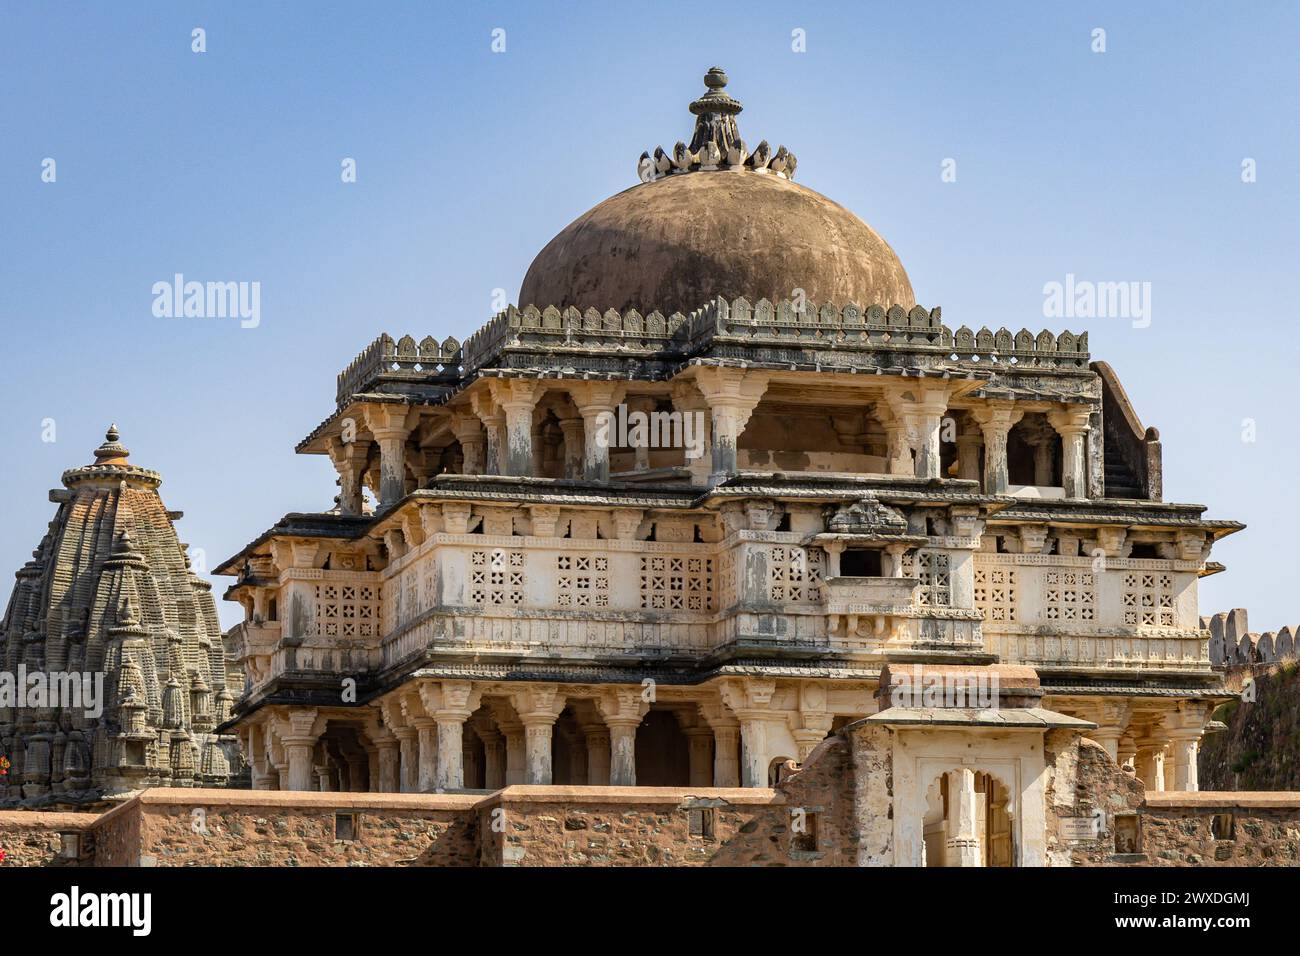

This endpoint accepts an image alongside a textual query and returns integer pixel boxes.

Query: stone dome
[518,171,915,316]
[518,67,914,317]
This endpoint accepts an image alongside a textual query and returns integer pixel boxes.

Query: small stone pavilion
[213,69,1244,864]
[0,428,244,808]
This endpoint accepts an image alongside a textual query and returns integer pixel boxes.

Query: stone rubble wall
[0,810,98,866]
[1204,608,1300,665]
[0,734,1297,866]
[1138,794,1300,866]
[476,787,795,867]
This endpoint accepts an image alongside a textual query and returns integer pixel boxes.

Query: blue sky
[1,1,1296,631]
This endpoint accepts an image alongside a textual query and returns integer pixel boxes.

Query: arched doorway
[921,768,1015,867]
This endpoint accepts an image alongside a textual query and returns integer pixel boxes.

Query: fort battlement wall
[1204,608,1300,666]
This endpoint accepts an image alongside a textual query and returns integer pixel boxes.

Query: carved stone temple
[0,428,244,808]
[199,68,1245,864]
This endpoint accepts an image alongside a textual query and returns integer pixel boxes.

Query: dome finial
[636,67,796,183]
[92,424,130,465]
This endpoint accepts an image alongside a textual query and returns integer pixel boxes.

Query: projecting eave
[864,707,1097,730]
[988,498,1245,539]
[696,472,992,508]
[363,477,707,539]
[213,512,374,576]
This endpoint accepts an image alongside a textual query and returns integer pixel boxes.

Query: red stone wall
[1,740,1298,867]
[90,789,480,867]
[476,786,798,866]
[0,810,98,867]
[1138,794,1300,866]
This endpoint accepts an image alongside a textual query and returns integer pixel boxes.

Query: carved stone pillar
[469,390,506,476]
[510,685,565,785]
[700,703,741,788]
[597,687,647,786]
[563,727,588,784]
[394,727,418,793]
[885,386,950,480]
[476,724,506,790]
[605,723,637,786]
[569,382,628,482]
[719,678,780,787]
[670,380,713,483]
[685,728,714,786]
[327,437,372,515]
[1168,733,1199,791]
[503,726,525,785]
[412,718,437,793]
[1134,731,1169,791]
[491,380,546,477]
[971,401,1024,494]
[1033,440,1054,487]
[450,413,486,477]
[557,412,585,479]
[1088,701,1131,764]
[1165,702,1206,791]
[364,405,412,509]
[281,709,319,792]
[584,728,612,786]
[955,424,982,483]
[1047,407,1092,499]
[945,768,981,867]
[625,396,658,471]
[424,680,481,792]
[692,367,769,481]
[376,736,400,793]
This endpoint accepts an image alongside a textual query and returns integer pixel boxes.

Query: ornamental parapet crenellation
[335,297,1092,410]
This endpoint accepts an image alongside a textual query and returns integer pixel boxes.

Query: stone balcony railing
[225,620,281,693]
[233,543,1211,701]
[268,637,382,684]
[973,553,1211,672]
[822,575,918,613]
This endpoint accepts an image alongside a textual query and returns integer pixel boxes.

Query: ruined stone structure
[1204,608,1300,666]
[209,68,1245,866]
[0,428,244,808]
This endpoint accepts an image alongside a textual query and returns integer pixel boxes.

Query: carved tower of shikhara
[0,427,244,808]
[212,69,1241,864]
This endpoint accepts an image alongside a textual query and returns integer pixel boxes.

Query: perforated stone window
[1043,569,1095,622]
[973,566,1017,622]
[640,555,714,611]
[769,546,824,603]
[314,583,380,638]
[470,549,525,606]
[1123,572,1175,627]
[556,554,609,607]
[903,550,951,607]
